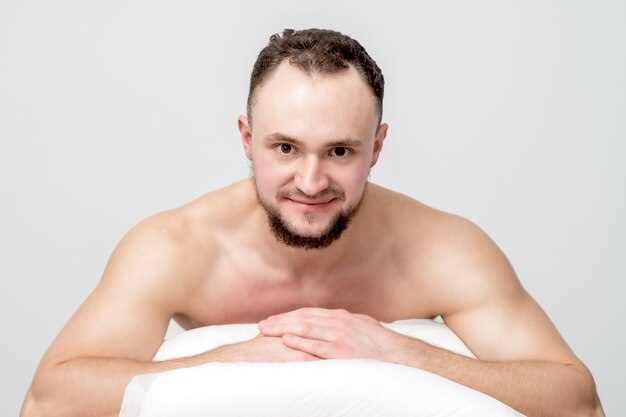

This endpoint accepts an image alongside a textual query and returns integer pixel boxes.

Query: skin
[21,61,604,417]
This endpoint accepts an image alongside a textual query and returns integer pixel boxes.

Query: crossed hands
[253,308,406,363]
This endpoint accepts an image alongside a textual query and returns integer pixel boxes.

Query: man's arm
[429,289,602,417]
[260,306,602,417]
[22,337,315,417]
[258,217,605,417]
[21,214,315,417]
[21,215,189,417]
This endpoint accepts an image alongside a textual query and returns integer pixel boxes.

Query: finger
[259,310,335,335]
[282,333,357,359]
[263,308,360,329]
[354,313,381,324]
[260,317,341,341]
[264,307,334,322]
[281,334,335,358]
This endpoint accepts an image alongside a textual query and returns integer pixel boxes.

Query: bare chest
[179,252,438,328]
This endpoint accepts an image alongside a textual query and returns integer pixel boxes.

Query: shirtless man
[21,28,604,417]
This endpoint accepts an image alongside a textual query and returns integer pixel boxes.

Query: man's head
[246,28,385,127]
[239,29,388,250]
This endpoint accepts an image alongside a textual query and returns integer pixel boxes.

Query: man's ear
[370,123,389,167]
[238,115,253,161]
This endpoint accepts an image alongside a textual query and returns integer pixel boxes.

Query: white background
[1,1,624,416]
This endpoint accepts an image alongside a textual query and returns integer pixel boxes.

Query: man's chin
[268,213,350,250]
[285,226,333,240]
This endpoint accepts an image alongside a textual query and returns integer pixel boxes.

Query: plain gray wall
[1,1,624,416]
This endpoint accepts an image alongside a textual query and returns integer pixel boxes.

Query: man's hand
[258,308,406,362]
[206,333,320,363]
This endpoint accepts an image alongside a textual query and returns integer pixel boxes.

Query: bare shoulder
[423,209,523,317]
[128,179,253,247]
[39,181,251,366]
[370,184,523,315]
[107,179,254,295]
[372,185,581,363]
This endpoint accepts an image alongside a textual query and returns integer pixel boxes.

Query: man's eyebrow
[263,133,364,148]
[263,133,303,146]
[327,138,364,148]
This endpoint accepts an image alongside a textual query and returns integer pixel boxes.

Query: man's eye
[278,144,293,154]
[330,147,349,157]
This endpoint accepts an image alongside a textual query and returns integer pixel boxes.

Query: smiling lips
[289,197,335,205]
[285,197,337,211]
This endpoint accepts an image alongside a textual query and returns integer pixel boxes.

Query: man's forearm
[21,335,315,417]
[21,354,211,417]
[396,338,604,417]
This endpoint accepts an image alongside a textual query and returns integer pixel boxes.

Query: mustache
[277,187,346,201]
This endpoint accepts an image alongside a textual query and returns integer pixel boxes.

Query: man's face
[239,61,387,249]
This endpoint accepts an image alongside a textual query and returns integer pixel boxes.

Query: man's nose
[294,155,329,196]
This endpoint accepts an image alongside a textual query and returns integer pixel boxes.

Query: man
[22,28,603,417]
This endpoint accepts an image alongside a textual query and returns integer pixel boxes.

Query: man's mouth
[287,197,336,205]
[285,197,338,211]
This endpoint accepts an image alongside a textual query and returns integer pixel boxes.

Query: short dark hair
[247,28,384,124]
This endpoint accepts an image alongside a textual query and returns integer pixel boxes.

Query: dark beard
[252,179,367,250]
[265,206,350,250]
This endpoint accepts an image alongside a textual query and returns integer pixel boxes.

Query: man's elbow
[20,368,73,417]
[580,394,605,417]
[571,364,605,417]
[577,400,605,417]
[20,387,52,417]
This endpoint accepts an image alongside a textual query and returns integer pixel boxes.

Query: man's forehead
[253,60,375,104]
[251,62,377,122]
[247,60,381,140]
